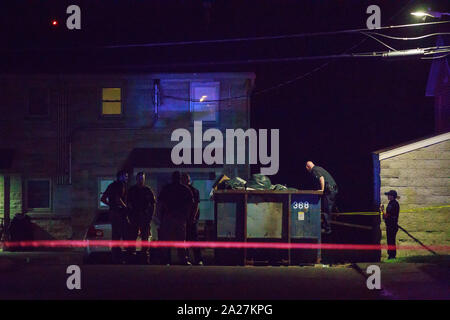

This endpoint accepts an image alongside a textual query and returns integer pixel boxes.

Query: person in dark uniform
[127,172,156,264]
[158,171,194,265]
[306,161,338,234]
[380,190,400,259]
[101,170,129,264]
[181,172,204,265]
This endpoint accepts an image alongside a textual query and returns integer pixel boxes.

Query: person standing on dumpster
[158,171,194,265]
[380,190,400,260]
[181,172,204,265]
[101,170,129,264]
[305,161,338,235]
[127,172,156,264]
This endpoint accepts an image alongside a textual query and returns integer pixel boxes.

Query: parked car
[83,211,112,263]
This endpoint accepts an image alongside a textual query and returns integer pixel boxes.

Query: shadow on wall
[31,222,55,240]
[6,215,56,251]
[5,215,78,252]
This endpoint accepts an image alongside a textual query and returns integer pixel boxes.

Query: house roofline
[373,131,450,161]
[0,72,256,81]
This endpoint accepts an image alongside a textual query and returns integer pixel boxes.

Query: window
[191,178,215,220]
[102,88,122,115]
[27,179,51,210]
[190,82,219,122]
[98,178,114,209]
[28,88,49,117]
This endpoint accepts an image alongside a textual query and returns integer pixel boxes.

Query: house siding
[379,139,450,209]
[375,138,450,259]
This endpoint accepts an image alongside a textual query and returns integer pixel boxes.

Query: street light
[411,9,450,20]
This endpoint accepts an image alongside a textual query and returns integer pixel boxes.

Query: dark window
[29,88,49,116]
[27,180,51,209]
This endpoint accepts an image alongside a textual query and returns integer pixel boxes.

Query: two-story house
[0,72,255,240]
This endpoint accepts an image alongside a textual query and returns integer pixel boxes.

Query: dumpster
[213,190,322,265]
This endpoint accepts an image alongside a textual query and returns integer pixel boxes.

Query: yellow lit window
[102,88,122,115]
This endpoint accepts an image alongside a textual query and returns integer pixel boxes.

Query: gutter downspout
[372,153,381,210]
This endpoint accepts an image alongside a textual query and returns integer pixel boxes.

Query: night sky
[1,0,448,211]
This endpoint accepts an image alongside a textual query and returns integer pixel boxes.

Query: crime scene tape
[331,204,450,216]
[401,204,450,213]
[1,240,449,251]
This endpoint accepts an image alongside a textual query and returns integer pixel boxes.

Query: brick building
[0,72,255,239]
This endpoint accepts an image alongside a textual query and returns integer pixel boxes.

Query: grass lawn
[380,206,449,261]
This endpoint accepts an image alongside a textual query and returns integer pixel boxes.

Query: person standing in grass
[380,190,400,259]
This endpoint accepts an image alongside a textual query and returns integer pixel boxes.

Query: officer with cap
[380,190,400,259]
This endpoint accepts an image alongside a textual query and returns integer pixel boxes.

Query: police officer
[181,172,204,265]
[101,170,129,264]
[305,161,338,234]
[127,172,156,264]
[380,190,400,259]
[158,171,194,265]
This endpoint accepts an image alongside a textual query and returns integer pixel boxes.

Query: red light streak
[1,240,449,252]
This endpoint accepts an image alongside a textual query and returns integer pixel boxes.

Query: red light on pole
[51,20,58,27]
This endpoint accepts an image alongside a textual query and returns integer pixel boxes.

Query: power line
[366,32,450,41]
[5,0,443,104]
[145,1,444,103]
[360,31,450,53]
[113,45,449,70]
[2,21,449,53]
[98,21,450,50]
[146,0,424,104]
[421,53,450,60]
[360,32,398,51]
[158,30,448,102]
[155,45,449,103]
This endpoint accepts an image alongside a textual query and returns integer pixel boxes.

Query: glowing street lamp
[411,9,450,20]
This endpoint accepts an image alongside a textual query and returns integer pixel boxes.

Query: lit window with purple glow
[190,82,220,122]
